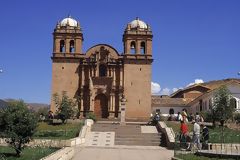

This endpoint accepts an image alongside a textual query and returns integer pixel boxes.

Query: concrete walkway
[73,146,174,160]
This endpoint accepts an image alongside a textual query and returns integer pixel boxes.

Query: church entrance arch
[94,94,109,118]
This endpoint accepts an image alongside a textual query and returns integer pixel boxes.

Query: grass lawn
[0,146,58,160]
[165,121,240,143]
[34,122,83,140]
[176,153,235,160]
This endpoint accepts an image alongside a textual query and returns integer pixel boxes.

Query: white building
[151,78,240,116]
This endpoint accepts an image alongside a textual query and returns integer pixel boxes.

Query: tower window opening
[69,40,75,53]
[140,42,145,54]
[60,40,65,53]
[99,64,107,77]
[130,41,136,54]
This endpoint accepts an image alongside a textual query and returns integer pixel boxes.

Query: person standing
[192,120,201,150]
[195,112,200,122]
[177,112,183,121]
[181,109,188,122]
[201,124,209,149]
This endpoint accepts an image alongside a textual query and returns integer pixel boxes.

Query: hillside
[0,99,8,109]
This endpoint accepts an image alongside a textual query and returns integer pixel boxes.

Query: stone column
[120,96,126,125]
[110,94,113,110]
[80,94,84,118]
[113,67,116,86]
[95,66,97,77]
[112,94,115,111]
[107,66,109,77]
[65,39,70,53]
[118,95,121,118]
[136,40,140,54]
[92,65,95,77]
[81,65,85,86]
[109,93,115,118]
[120,66,123,87]
[108,66,112,77]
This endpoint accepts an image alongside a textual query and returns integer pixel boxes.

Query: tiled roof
[151,95,191,107]
[201,78,240,90]
[187,79,240,106]
[152,78,240,107]
[170,78,240,97]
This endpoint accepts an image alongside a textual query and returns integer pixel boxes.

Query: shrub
[234,113,240,124]
[86,112,96,121]
[0,101,38,156]
[53,92,76,124]
[201,111,213,122]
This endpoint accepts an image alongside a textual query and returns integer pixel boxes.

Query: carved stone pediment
[85,44,119,61]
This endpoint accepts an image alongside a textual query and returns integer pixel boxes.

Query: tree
[0,100,38,157]
[212,86,235,126]
[53,91,76,123]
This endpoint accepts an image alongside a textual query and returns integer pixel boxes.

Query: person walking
[180,120,190,149]
[192,120,201,150]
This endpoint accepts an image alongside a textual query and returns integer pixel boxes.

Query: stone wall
[157,121,175,149]
[40,147,74,160]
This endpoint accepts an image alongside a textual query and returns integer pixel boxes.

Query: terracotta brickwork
[50,17,153,119]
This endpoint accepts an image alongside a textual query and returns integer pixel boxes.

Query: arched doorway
[94,94,108,118]
[230,98,237,109]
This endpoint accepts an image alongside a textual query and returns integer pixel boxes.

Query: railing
[173,132,240,159]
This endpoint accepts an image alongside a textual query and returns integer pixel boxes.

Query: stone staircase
[91,123,161,146]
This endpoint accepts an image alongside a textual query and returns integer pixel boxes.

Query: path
[73,146,174,160]
[73,122,173,160]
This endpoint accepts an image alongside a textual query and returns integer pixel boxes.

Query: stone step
[115,135,161,139]
[115,141,160,146]
[91,123,162,147]
[115,139,160,143]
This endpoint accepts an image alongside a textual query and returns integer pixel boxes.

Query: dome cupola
[57,15,80,28]
[126,17,150,31]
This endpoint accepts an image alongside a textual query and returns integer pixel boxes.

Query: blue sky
[0,0,240,103]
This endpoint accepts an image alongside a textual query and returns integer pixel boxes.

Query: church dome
[60,16,78,27]
[128,17,148,30]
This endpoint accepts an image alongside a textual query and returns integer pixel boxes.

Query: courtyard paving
[73,123,173,160]
[73,146,174,160]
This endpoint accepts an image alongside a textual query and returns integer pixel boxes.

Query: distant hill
[0,99,8,109]
[27,103,50,112]
[3,99,50,112]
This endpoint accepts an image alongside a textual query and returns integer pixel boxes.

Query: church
[50,16,153,120]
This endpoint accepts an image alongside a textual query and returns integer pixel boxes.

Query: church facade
[50,16,153,119]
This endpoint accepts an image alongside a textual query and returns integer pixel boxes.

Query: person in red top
[181,120,188,135]
[180,120,191,149]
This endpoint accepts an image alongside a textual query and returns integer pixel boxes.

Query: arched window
[130,41,136,54]
[230,98,237,109]
[60,40,65,53]
[140,42,145,54]
[99,64,107,77]
[69,40,75,53]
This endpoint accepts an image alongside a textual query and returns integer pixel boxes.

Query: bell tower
[51,16,83,114]
[53,16,83,55]
[123,17,152,55]
[122,18,153,120]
